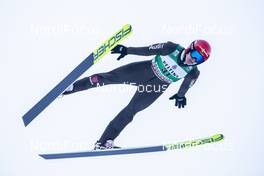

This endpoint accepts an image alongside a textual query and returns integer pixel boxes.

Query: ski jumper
[64,42,200,144]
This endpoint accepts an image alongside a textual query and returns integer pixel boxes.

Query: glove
[169,94,187,109]
[111,45,128,60]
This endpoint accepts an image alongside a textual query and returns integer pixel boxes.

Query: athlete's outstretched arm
[111,42,178,60]
[177,67,200,97]
[127,41,178,56]
[169,67,200,108]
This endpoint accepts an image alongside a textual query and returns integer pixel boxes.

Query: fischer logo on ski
[93,24,132,62]
[164,134,224,150]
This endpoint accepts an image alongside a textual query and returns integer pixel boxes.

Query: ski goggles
[190,49,205,64]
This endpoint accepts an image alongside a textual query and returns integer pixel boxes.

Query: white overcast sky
[2,0,264,176]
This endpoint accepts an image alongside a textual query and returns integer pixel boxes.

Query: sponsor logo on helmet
[196,45,209,58]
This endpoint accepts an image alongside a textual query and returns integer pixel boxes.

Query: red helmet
[185,40,211,64]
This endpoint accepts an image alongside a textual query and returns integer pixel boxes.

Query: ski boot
[59,84,74,97]
[94,140,121,150]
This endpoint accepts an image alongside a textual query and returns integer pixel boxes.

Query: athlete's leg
[63,61,154,95]
[98,79,169,144]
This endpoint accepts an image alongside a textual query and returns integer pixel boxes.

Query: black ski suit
[64,42,200,144]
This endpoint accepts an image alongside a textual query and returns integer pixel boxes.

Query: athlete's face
[184,52,197,66]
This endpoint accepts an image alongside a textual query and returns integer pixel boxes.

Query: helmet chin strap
[178,50,186,66]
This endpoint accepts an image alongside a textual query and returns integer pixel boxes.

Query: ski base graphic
[40,134,224,159]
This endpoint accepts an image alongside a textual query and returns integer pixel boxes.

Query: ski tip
[123,24,132,28]
[212,134,224,142]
